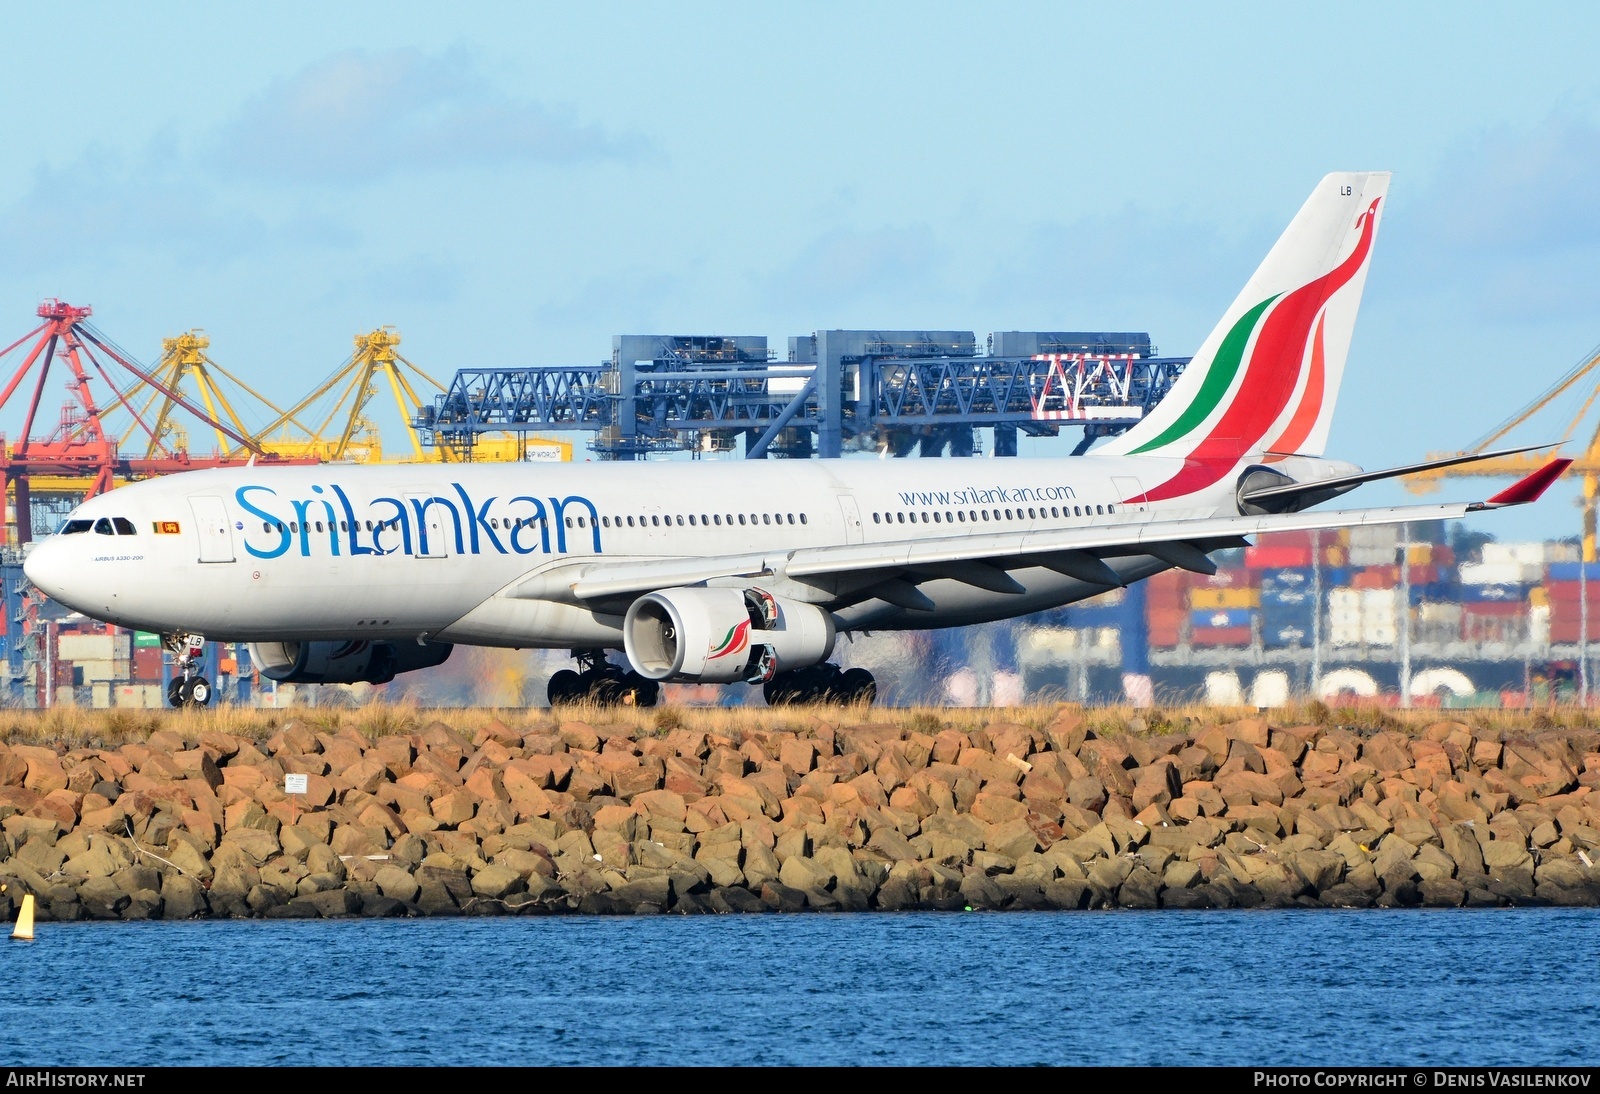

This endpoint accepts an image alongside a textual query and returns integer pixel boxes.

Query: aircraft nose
[22,539,72,603]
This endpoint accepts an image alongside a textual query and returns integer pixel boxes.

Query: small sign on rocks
[284,773,309,795]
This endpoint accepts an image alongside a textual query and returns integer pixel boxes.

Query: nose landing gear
[163,633,214,709]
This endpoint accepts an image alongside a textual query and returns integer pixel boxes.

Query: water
[2,909,1596,1066]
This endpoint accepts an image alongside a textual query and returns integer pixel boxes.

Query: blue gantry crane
[415,330,1189,461]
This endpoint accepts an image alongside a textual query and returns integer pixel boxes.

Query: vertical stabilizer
[1099,172,1389,497]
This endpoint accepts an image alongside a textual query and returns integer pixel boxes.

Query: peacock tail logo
[708,619,751,660]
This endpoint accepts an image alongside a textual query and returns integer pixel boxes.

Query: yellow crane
[116,330,288,460]
[251,327,433,462]
[1406,342,1600,560]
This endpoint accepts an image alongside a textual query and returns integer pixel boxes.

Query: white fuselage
[22,453,1343,648]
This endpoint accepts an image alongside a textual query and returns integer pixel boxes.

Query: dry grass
[0,697,1597,751]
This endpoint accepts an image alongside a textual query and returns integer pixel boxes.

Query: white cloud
[209,49,648,184]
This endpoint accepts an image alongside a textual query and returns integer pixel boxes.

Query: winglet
[1477,457,1572,508]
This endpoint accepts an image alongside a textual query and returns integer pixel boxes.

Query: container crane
[1405,341,1600,560]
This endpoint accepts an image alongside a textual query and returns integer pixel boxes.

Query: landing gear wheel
[836,668,877,706]
[547,669,583,707]
[618,673,659,708]
[167,678,186,708]
[587,675,623,706]
[186,677,213,707]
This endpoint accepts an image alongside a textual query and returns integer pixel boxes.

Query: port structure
[0,301,325,545]
[1404,340,1600,559]
[417,330,1188,460]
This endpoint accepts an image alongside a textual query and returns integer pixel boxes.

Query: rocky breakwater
[1,711,1599,920]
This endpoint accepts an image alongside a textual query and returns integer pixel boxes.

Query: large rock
[374,864,421,904]
[1482,839,1533,871]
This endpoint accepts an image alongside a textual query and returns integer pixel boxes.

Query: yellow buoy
[11,893,34,940]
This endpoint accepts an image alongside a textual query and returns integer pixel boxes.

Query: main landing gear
[547,650,660,708]
[163,633,213,709]
[763,664,876,707]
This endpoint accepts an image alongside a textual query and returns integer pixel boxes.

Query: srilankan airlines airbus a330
[21,172,1569,708]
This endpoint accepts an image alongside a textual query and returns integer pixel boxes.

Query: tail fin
[1099,172,1389,478]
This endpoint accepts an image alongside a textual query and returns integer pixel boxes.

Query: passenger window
[932,512,941,523]
[713,515,722,526]
[738,515,746,525]
[676,515,684,526]
[897,513,906,523]
[627,516,635,527]
[980,511,989,522]
[688,515,696,526]
[799,514,807,525]
[60,519,92,535]
[786,514,795,524]
[762,514,770,525]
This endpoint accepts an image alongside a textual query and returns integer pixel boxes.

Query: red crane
[0,300,316,544]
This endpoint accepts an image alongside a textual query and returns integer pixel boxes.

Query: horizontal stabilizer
[1476,457,1573,508]
[1241,443,1561,506]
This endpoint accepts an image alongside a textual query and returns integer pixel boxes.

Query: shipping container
[1254,530,1316,549]
[1196,567,1256,589]
[1462,601,1526,618]
[1190,626,1252,647]
[1459,561,1542,586]
[1350,525,1401,550]
[132,648,164,682]
[1359,588,1398,620]
[1329,622,1364,647]
[76,659,118,683]
[1260,567,1314,591]
[1262,622,1311,648]
[1148,626,1181,649]
[1244,545,1313,569]
[1190,608,1254,629]
[1460,583,1527,603]
[58,634,115,661]
[1189,588,1259,609]
[1352,568,1398,589]
[1544,581,1600,603]
[1349,546,1399,568]
[114,684,163,709]
[1328,588,1362,612]
[1261,586,1313,608]
[1547,562,1600,582]
[1362,621,1397,646]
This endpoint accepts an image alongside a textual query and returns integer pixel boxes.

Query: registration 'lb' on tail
[1098,172,1390,499]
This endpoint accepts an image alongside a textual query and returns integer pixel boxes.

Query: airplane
[22,172,1570,709]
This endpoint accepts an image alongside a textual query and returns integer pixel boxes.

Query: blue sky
[3,2,1600,538]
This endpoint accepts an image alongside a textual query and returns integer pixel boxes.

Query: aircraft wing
[510,458,1571,607]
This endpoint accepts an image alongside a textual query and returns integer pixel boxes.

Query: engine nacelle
[246,640,453,685]
[623,587,835,683]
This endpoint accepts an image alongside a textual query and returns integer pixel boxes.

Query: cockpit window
[112,517,136,535]
[93,518,115,535]
[60,519,92,535]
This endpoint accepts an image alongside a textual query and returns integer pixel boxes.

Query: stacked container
[1186,568,1256,647]
[1544,561,1600,644]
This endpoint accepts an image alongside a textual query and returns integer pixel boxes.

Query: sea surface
[1,908,1596,1066]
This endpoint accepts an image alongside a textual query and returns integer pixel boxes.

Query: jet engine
[246,640,453,685]
[623,587,835,683]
